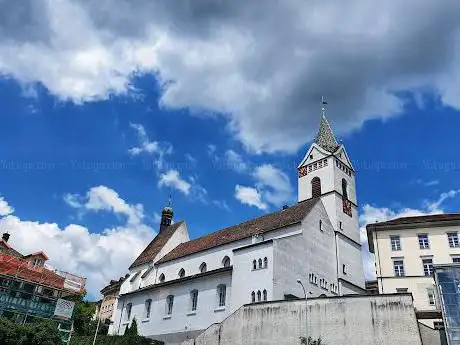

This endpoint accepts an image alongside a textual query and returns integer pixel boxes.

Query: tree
[125,317,139,336]
[0,316,62,345]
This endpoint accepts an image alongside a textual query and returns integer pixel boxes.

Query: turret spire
[314,97,339,153]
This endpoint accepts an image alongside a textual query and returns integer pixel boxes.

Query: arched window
[263,290,267,301]
[258,258,262,269]
[253,260,257,270]
[257,290,261,302]
[199,262,207,273]
[222,256,231,268]
[264,257,268,268]
[178,268,185,278]
[251,291,256,303]
[311,177,322,198]
[159,273,165,283]
[126,303,132,320]
[166,295,174,315]
[145,299,152,319]
[342,178,348,199]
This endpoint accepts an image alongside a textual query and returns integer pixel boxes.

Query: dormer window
[32,258,42,267]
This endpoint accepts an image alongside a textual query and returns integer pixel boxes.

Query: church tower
[297,99,364,292]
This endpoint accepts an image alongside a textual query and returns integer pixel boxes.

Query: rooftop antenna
[168,190,172,208]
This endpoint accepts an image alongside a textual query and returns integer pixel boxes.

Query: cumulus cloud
[224,150,248,173]
[2,1,460,152]
[158,170,191,195]
[359,189,460,279]
[0,196,14,216]
[1,189,155,298]
[234,185,267,210]
[235,164,293,210]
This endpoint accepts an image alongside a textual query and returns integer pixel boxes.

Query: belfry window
[311,177,321,198]
[342,179,348,199]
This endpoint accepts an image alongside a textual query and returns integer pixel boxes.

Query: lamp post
[297,279,308,344]
[92,298,105,345]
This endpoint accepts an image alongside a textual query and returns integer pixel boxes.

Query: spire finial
[168,191,172,208]
[321,96,327,118]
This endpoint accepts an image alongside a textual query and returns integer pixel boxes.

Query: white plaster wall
[337,234,365,290]
[231,242,274,310]
[113,271,232,339]
[155,223,190,264]
[298,154,334,202]
[185,294,422,345]
[273,202,338,300]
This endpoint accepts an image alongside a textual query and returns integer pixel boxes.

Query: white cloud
[1,190,155,298]
[234,164,293,210]
[224,149,248,173]
[158,170,191,195]
[413,179,440,187]
[359,189,460,280]
[234,185,268,210]
[212,200,231,212]
[2,1,460,152]
[0,196,14,216]
[128,123,172,166]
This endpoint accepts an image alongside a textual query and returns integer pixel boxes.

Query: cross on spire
[314,97,339,153]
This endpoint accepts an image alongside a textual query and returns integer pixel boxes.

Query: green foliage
[73,300,97,335]
[300,336,325,345]
[71,335,164,345]
[0,316,62,345]
[125,317,139,336]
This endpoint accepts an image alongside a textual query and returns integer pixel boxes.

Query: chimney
[282,205,289,210]
[2,232,10,242]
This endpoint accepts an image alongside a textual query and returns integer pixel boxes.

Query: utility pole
[297,279,308,344]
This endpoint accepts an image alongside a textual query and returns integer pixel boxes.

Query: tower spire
[314,96,339,153]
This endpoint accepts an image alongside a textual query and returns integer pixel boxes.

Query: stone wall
[181,294,423,345]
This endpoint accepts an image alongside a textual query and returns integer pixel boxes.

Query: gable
[298,143,332,168]
[333,145,354,170]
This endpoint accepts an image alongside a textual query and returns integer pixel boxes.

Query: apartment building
[367,214,460,328]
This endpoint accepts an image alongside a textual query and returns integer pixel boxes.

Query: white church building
[110,112,366,344]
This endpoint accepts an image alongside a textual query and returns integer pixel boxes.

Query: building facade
[111,112,366,344]
[97,276,127,323]
[367,214,460,328]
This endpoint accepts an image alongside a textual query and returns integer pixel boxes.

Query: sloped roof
[367,213,460,230]
[314,115,340,153]
[157,198,319,264]
[0,253,65,290]
[129,221,184,269]
[0,239,24,259]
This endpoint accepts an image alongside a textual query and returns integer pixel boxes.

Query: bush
[0,316,63,345]
[71,335,164,345]
[300,336,326,345]
[125,317,139,336]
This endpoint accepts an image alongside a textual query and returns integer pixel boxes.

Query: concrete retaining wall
[181,294,423,345]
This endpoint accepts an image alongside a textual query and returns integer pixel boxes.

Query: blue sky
[1,0,460,298]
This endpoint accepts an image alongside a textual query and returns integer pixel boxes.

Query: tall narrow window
[253,260,257,270]
[199,262,207,273]
[393,260,405,277]
[422,258,434,276]
[222,256,231,268]
[145,299,152,319]
[418,234,430,249]
[311,177,321,198]
[257,290,261,302]
[178,268,185,278]
[263,290,267,301]
[190,290,198,311]
[342,178,348,199]
[159,273,165,283]
[390,235,401,251]
[217,285,226,307]
[447,232,460,248]
[251,291,256,303]
[427,289,436,306]
[264,257,268,268]
[319,220,323,231]
[166,295,174,315]
[126,303,132,321]
[258,258,262,269]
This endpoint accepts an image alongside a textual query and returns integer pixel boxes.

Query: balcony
[0,291,57,318]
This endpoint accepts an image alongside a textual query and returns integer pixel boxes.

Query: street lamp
[297,279,308,344]
[92,297,105,345]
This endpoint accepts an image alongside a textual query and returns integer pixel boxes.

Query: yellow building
[367,214,460,328]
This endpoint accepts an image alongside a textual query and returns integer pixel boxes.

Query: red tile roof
[157,198,318,264]
[0,239,23,258]
[129,221,184,269]
[0,253,65,290]
[367,213,460,229]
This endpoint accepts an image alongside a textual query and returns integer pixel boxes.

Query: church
[110,111,366,344]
